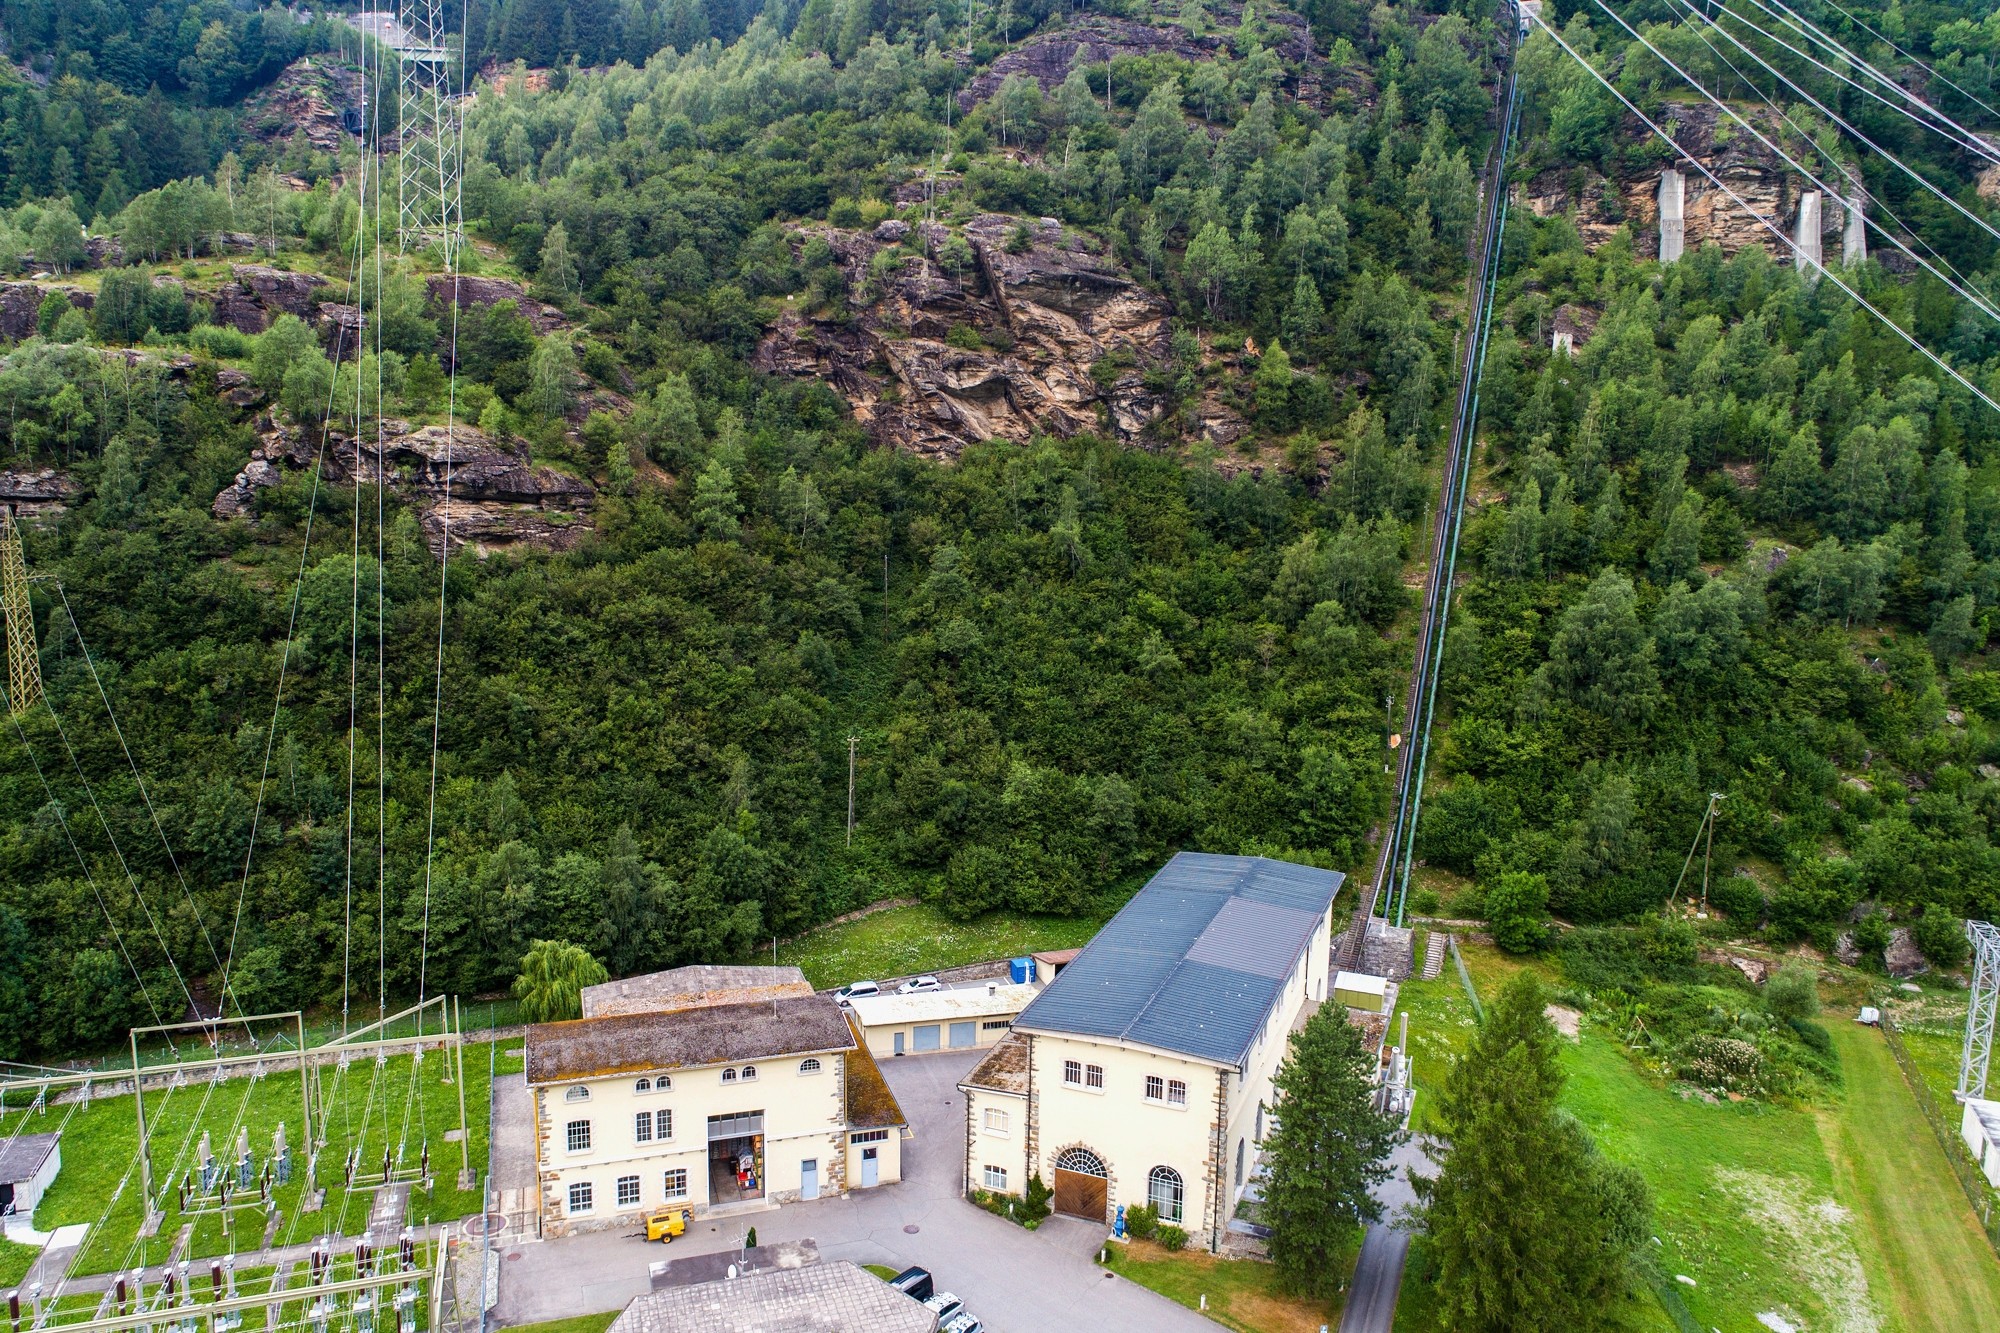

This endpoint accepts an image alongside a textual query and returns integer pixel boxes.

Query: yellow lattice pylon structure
[0,505,42,716]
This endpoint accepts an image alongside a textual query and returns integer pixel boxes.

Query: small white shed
[1335,971,1390,1014]
[1960,1098,2000,1187]
[0,1132,61,1218]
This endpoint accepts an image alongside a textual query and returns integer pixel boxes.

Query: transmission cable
[1530,16,2000,418]
[1600,0,2000,322]
[1724,0,2000,168]
[1812,0,2000,123]
[1742,0,2000,162]
[1688,1,2000,243]
[49,584,245,1020]
[1665,0,1998,310]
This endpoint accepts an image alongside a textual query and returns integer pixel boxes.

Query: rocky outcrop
[956,8,1363,116]
[213,416,594,555]
[240,57,364,153]
[0,468,79,517]
[0,284,90,340]
[234,265,326,320]
[754,214,1233,459]
[424,275,568,335]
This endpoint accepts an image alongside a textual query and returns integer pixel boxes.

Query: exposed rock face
[213,416,594,555]
[754,214,1227,459]
[957,8,1363,116]
[0,284,90,340]
[1522,102,1813,260]
[212,264,330,337]
[0,468,79,517]
[240,57,364,153]
[424,275,568,335]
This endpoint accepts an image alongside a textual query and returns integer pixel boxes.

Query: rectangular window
[657,1109,672,1141]
[1063,1060,1082,1086]
[1144,1074,1165,1102]
[634,1111,653,1144]
[1167,1079,1187,1107]
[565,1120,591,1153]
[983,1107,1009,1134]
[981,1019,1011,1031]
[662,1168,688,1201]
[616,1175,641,1207]
[982,1165,1007,1190]
[566,1181,593,1214]
[1085,1064,1104,1090]
[850,1129,890,1144]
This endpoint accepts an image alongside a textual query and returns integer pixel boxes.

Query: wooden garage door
[1053,1169,1107,1220]
[1052,1147,1108,1220]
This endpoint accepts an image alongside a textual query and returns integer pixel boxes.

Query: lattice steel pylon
[0,505,42,716]
[394,0,462,261]
[1958,920,2000,1100]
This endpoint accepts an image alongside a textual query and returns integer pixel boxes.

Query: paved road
[491,1048,1221,1333]
[1339,1136,1437,1333]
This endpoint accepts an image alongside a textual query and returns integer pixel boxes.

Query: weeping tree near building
[513,938,609,1023]
[1261,999,1403,1296]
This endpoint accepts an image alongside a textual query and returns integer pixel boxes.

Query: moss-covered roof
[843,1015,907,1129]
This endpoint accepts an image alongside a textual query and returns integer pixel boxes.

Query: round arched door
[1052,1146,1109,1220]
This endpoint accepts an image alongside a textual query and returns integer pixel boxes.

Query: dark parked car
[887,1266,933,1302]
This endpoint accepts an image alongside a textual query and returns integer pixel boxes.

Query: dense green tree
[511,939,610,1023]
[1262,1000,1402,1296]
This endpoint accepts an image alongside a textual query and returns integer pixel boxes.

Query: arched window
[1054,1147,1107,1177]
[741,1065,758,1081]
[721,1068,737,1083]
[634,1078,651,1093]
[798,1059,821,1075]
[1147,1166,1184,1223]
[563,1086,590,1103]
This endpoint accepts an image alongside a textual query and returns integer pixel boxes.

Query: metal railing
[1879,1013,2000,1256]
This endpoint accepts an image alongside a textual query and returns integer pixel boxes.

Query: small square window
[982,1165,1007,1190]
[1167,1079,1187,1107]
[1085,1064,1104,1090]
[1063,1060,1082,1086]
[565,1120,591,1153]
[983,1107,1009,1134]
[634,1111,653,1144]
[663,1168,688,1200]
[616,1175,641,1207]
[567,1181,593,1214]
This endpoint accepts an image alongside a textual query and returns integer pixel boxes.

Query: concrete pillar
[1658,169,1685,263]
[1795,190,1823,281]
[1842,196,1867,266]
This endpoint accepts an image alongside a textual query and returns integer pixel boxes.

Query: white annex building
[525,966,906,1236]
[958,852,1340,1252]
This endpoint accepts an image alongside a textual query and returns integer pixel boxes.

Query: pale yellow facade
[533,1047,865,1236]
[965,907,1332,1252]
[847,983,1039,1059]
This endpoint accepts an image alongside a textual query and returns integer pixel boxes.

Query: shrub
[1412,887,1441,915]
[1485,870,1550,954]
[1123,1203,1158,1240]
[1678,1033,1764,1092]
[945,324,983,350]
[1852,910,1892,966]
[745,1226,757,1248]
[1706,872,1765,924]
[187,323,250,359]
[1914,909,1970,968]
[1156,1224,1189,1251]
[1764,960,1820,1022]
[1020,1174,1053,1225]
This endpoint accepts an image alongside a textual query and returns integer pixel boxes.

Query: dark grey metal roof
[1013,853,1342,1067]
[0,1131,59,1185]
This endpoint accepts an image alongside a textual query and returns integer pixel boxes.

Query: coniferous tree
[1262,1000,1402,1297]
[1415,974,1652,1331]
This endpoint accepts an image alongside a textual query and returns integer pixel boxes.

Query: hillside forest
[0,0,1992,1067]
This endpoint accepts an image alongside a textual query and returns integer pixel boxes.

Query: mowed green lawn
[776,903,1107,990]
[1394,940,2000,1332]
[1817,1020,2000,1332]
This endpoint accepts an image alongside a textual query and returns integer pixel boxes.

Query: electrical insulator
[10,1287,20,1333]
[116,1276,129,1316]
[209,1263,222,1299]
[381,1147,391,1183]
[399,1230,414,1272]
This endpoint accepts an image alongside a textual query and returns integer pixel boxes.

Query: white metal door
[861,1147,879,1187]
[801,1159,818,1201]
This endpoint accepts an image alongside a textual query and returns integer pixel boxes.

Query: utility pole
[1,505,42,716]
[846,737,859,847]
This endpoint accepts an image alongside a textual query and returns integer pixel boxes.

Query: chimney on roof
[987,982,997,996]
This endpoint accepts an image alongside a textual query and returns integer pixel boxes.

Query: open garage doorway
[707,1111,765,1204]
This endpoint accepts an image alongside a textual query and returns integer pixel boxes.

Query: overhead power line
[1811,0,2000,124]
[1598,0,2000,323]
[1531,15,2000,418]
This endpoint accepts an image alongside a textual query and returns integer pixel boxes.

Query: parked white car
[837,980,882,1004]
[898,975,943,995]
